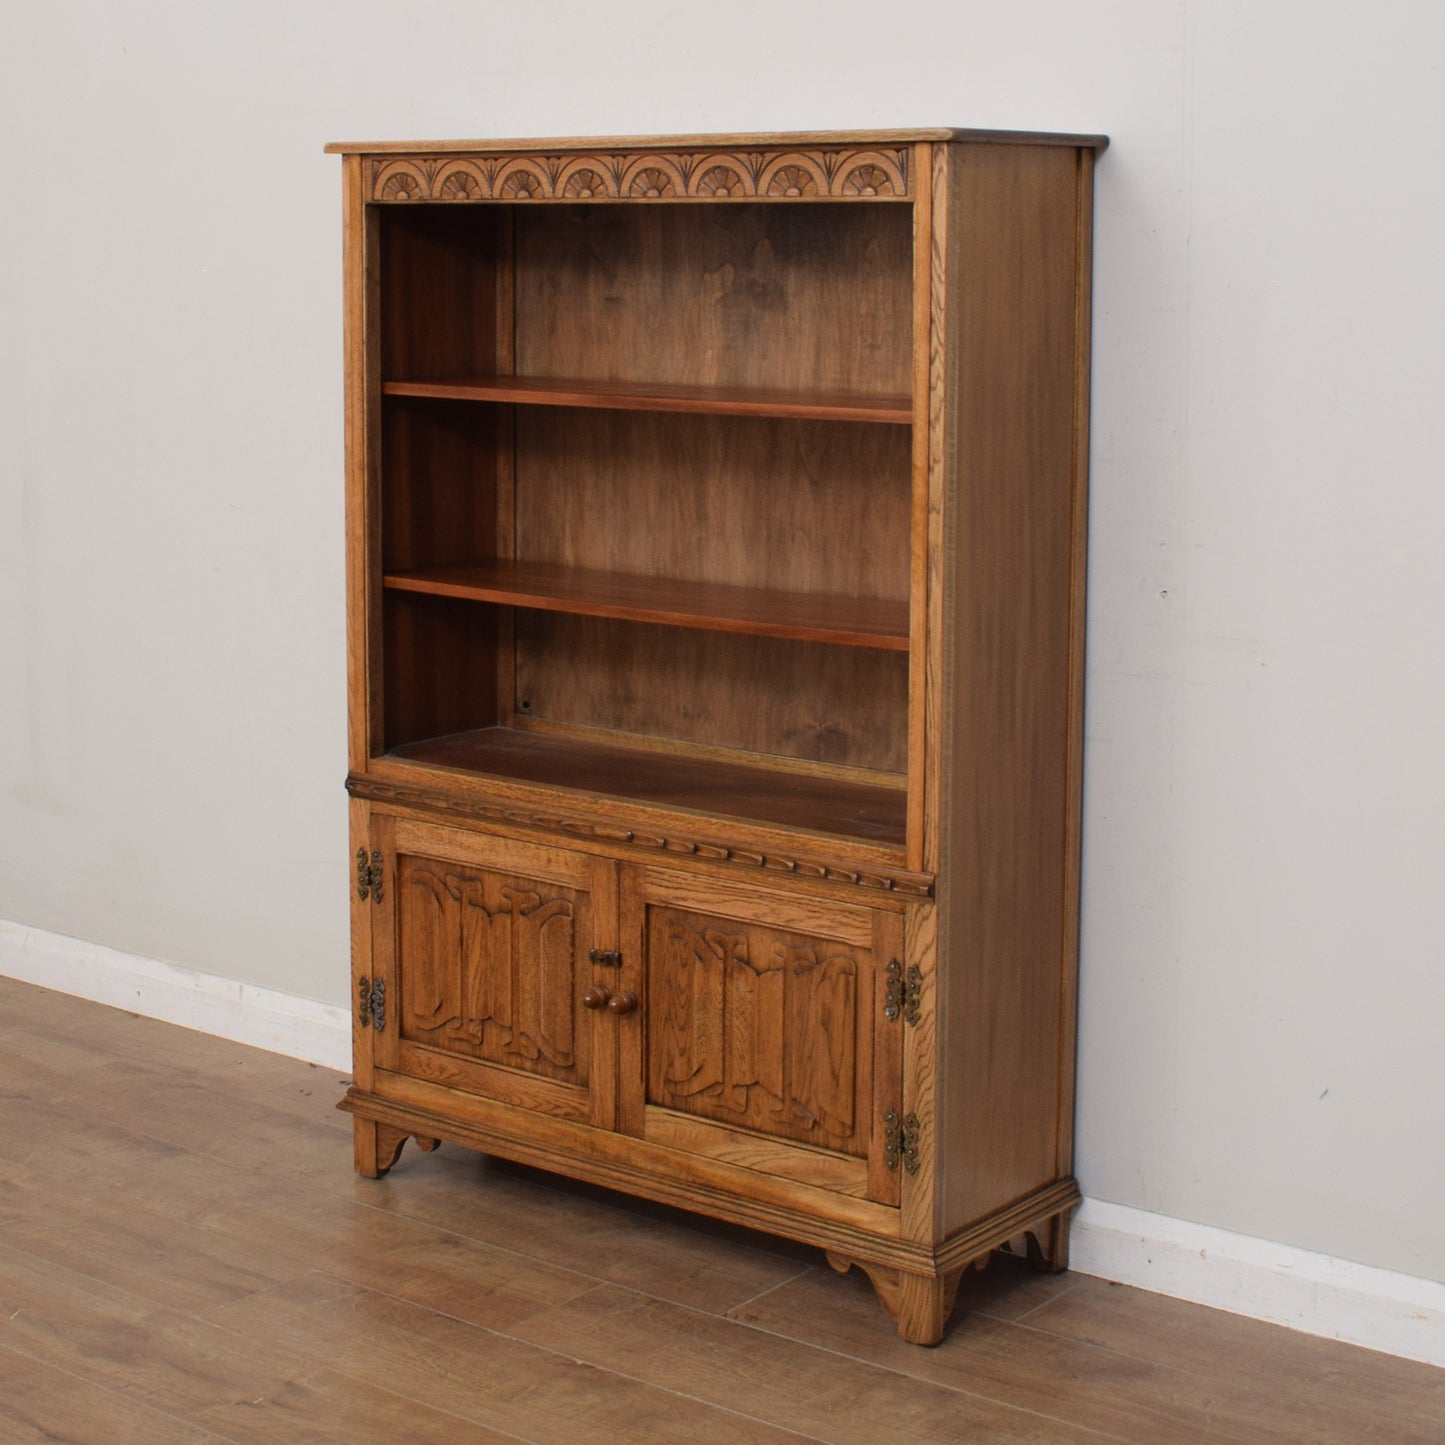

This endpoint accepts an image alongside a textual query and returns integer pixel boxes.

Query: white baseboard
[0,918,350,1070]
[1071,1199,1445,1367]
[2,918,1441,1365]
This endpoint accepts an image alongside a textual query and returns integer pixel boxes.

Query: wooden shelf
[383,559,910,651]
[382,375,912,424]
[386,726,907,846]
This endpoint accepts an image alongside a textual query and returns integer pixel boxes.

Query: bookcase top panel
[325,127,1109,155]
[329,131,1106,204]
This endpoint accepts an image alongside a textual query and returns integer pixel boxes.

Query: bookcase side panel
[932,143,1093,1236]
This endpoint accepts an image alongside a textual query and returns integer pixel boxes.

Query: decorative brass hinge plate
[883,960,922,1026]
[356,848,384,904]
[884,1108,921,1174]
[357,976,387,1032]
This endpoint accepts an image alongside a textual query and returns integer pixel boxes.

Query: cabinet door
[619,867,904,1206]
[369,815,618,1129]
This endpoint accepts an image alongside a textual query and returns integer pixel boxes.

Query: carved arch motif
[692,159,752,198]
[627,165,678,198]
[759,155,828,198]
[374,159,429,200]
[434,161,486,199]
[832,149,907,197]
[368,148,909,201]
[557,157,617,199]
[494,156,551,199]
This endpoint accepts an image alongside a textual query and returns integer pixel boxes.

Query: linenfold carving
[368,148,909,203]
[648,910,861,1153]
[400,861,582,1078]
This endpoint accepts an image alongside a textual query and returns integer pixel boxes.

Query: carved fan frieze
[367,148,908,202]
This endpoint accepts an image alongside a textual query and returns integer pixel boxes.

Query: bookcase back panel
[513,203,913,395]
[514,614,907,773]
[513,409,910,601]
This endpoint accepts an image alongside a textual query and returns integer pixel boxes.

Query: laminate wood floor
[0,976,1440,1443]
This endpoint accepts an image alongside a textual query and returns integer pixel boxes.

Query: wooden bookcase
[327,128,1105,1344]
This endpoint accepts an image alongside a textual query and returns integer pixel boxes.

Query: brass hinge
[883,960,922,1026]
[357,976,387,1032]
[356,848,384,904]
[884,1108,920,1174]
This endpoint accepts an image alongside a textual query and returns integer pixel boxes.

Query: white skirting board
[1070,1199,1445,1368]
[0,918,350,1071]
[2,916,1442,1366]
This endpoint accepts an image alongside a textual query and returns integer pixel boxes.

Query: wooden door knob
[582,986,612,1010]
[606,990,638,1016]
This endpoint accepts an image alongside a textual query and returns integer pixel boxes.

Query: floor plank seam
[719,1263,819,1316]
[0,1242,537,1445]
[1000,1275,1083,1323]
[8,981,1444,1444]
[205,1271,831,1444]
[0,1334,250,1445]
[191,1298,549,1445]
[338,1182,811,1309]
[711,1306,1133,1442]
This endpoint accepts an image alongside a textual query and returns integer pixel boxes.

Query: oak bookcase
[327,128,1105,1344]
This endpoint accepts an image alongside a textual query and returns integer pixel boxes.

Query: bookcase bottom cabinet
[340,802,1080,1346]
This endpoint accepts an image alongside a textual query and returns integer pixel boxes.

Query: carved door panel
[370,815,618,1128]
[619,867,904,1206]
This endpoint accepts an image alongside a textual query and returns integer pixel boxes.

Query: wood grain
[931,141,1092,1233]
[512,409,910,600]
[732,1261,1428,1443]
[1055,148,1097,1199]
[208,1273,806,1445]
[512,202,912,395]
[5,979,1440,1444]
[346,1076,904,1246]
[378,206,502,380]
[382,591,498,749]
[342,153,374,773]
[384,557,910,650]
[382,373,911,423]
[0,1342,233,1444]
[1021,1274,1445,1441]
[508,1285,1097,1442]
[386,724,907,844]
[365,147,912,204]
[642,902,869,1159]
[905,139,934,874]
[0,1243,516,1445]
[323,126,1109,155]
[340,128,1100,1347]
[333,1147,817,1314]
[515,615,908,773]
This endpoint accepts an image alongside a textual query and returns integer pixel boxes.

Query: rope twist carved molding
[369,148,910,203]
[347,776,934,898]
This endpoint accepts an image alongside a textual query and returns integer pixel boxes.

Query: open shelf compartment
[372,195,916,848]
[387,726,907,849]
